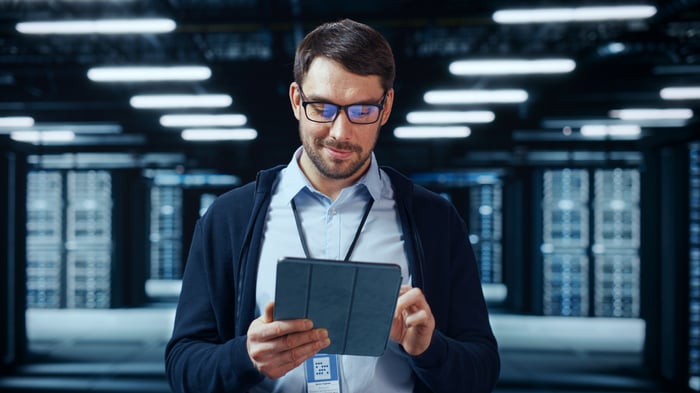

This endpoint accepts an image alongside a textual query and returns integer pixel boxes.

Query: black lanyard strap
[291,197,374,261]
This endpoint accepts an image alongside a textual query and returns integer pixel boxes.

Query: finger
[402,308,431,328]
[389,313,405,342]
[284,328,329,350]
[262,301,275,323]
[252,327,328,361]
[399,285,412,296]
[280,332,331,366]
[255,330,331,370]
[257,337,331,379]
[395,288,429,314]
[258,319,314,341]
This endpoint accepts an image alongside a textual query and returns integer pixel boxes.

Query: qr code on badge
[313,356,331,381]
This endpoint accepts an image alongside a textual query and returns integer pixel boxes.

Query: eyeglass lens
[306,102,380,124]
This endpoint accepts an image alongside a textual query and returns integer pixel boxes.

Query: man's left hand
[390,285,435,356]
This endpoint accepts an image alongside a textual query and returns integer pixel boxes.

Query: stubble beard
[300,126,378,180]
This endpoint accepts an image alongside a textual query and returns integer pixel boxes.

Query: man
[165,18,500,393]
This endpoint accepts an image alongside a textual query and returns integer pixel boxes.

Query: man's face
[289,57,394,184]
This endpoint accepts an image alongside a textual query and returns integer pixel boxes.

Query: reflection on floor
[0,306,667,393]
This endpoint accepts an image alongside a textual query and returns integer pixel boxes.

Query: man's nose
[328,109,354,140]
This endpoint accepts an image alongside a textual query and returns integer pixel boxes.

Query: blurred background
[0,0,699,392]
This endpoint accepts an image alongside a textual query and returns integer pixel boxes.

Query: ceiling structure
[0,0,698,178]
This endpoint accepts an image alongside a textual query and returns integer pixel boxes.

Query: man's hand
[247,302,330,379]
[390,286,435,356]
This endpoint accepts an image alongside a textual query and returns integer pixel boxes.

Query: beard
[300,126,379,180]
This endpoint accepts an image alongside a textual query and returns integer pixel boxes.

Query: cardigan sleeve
[165,205,265,392]
[407,191,501,393]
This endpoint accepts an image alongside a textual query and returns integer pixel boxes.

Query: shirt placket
[325,205,341,260]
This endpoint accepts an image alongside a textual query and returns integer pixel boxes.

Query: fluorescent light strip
[493,5,657,24]
[394,126,471,139]
[10,130,75,143]
[160,114,247,127]
[88,66,211,82]
[609,108,693,120]
[660,87,700,100]
[181,128,258,141]
[0,116,34,128]
[581,124,641,137]
[424,89,528,104]
[130,94,232,109]
[16,18,176,34]
[449,59,575,75]
[406,111,494,124]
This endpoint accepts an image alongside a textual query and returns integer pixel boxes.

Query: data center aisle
[0,307,669,393]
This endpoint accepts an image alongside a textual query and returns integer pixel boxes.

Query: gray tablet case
[274,257,402,356]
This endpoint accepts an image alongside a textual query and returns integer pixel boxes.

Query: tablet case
[274,257,402,356]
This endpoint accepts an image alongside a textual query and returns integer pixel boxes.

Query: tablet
[273,257,402,356]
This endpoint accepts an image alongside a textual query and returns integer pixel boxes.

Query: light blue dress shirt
[253,147,413,393]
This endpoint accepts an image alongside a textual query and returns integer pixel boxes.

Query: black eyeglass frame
[298,85,388,125]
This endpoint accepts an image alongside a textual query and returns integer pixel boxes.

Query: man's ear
[380,88,395,126]
[289,82,302,121]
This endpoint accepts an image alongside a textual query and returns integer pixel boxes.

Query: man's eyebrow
[306,94,383,106]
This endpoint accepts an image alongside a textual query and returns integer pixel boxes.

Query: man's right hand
[246,301,330,379]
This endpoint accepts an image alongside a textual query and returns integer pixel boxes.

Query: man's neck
[298,155,367,201]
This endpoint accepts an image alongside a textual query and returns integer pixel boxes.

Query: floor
[0,306,670,393]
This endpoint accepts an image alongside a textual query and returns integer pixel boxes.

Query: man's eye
[310,103,336,118]
[349,105,375,117]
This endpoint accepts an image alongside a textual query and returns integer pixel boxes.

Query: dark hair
[293,19,395,91]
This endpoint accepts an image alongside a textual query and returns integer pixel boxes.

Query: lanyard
[291,197,374,261]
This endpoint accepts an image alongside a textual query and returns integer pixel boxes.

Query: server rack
[65,171,113,308]
[144,170,239,299]
[539,167,641,318]
[149,185,183,281]
[592,169,640,318]
[25,171,63,309]
[25,170,113,309]
[541,169,590,316]
[469,183,503,285]
[689,142,700,391]
[410,170,505,303]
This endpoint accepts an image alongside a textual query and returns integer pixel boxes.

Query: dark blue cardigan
[165,165,500,392]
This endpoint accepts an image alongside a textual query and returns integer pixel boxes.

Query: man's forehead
[302,79,383,105]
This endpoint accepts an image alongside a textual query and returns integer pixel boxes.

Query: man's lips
[325,145,353,160]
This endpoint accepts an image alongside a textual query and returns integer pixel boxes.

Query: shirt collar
[277,146,383,203]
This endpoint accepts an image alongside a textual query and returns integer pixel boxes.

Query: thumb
[262,301,275,323]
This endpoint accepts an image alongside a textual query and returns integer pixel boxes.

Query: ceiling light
[660,87,700,100]
[160,114,247,127]
[424,89,528,104]
[609,108,693,120]
[16,18,176,34]
[543,117,686,129]
[0,116,34,128]
[130,94,232,109]
[393,126,471,139]
[181,128,258,141]
[10,130,75,143]
[581,124,641,137]
[449,59,575,75]
[406,111,495,124]
[88,66,211,82]
[493,5,657,24]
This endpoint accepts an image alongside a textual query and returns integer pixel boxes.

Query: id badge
[304,353,340,393]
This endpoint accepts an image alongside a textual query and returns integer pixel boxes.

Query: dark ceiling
[0,0,699,178]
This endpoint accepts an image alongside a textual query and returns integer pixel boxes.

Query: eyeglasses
[298,86,387,125]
